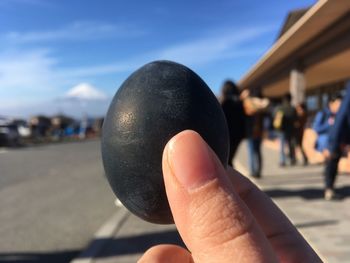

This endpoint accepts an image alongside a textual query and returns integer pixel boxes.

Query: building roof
[277,8,309,39]
[239,0,350,93]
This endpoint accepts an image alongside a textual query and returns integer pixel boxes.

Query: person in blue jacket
[313,94,342,153]
[324,82,350,200]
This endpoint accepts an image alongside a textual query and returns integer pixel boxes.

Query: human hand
[138,130,321,263]
[323,149,331,160]
[240,89,250,100]
[328,117,335,125]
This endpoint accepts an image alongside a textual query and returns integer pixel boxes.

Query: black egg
[101,60,229,224]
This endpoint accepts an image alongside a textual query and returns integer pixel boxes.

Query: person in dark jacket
[295,103,308,165]
[324,82,350,200]
[275,93,297,166]
[220,80,246,166]
[243,89,269,178]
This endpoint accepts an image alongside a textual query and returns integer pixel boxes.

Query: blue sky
[0,0,316,117]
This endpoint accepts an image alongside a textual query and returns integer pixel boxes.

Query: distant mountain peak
[65,83,107,100]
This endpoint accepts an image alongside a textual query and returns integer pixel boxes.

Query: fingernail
[166,131,216,190]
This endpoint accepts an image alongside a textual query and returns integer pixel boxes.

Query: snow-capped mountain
[0,83,112,119]
[65,83,108,100]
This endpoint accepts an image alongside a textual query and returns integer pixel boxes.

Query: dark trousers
[280,133,296,165]
[247,138,262,176]
[228,138,241,166]
[324,151,341,189]
[296,133,308,164]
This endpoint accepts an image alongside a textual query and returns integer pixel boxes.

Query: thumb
[162,130,277,263]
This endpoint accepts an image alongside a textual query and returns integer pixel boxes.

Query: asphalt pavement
[72,140,350,263]
[0,140,117,263]
[2,139,350,263]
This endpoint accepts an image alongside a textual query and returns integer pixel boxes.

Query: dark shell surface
[101,60,229,224]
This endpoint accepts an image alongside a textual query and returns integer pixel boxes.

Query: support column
[290,68,306,106]
[317,88,323,110]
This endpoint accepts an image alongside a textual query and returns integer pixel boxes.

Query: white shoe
[324,189,341,201]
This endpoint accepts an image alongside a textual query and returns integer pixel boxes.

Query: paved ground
[74,141,350,263]
[236,142,350,263]
[0,140,117,263]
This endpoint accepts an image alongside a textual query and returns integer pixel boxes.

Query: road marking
[114,198,124,208]
[0,149,8,154]
[233,160,249,177]
[71,207,129,263]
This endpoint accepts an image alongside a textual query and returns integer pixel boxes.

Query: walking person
[246,113,264,178]
[323,84,350,200]
[295,103,309,165]
[273,93,297,166]
[220,80,246,166]
[313,94,343,154]
[241,89,270,178]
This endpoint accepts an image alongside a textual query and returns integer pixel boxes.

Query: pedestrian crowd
[220,80,350,201]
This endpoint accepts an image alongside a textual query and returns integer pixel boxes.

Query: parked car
[13,120,31,138]
[0,117,20,146]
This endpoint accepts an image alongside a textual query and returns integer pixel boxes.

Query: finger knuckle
[188,181,254,248]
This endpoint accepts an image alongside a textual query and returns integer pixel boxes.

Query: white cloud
[65,83,107,100]
[59,62,137,78]
[0,82,110,118]
[156,26,275,66]
[3,21,145,43]
[0,98,110,119]
[0,26,273,95]
[0,25,274,117]
[0,49,59,94]
[55,26,274,78]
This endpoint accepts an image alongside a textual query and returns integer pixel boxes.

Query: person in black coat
[275,93,297,166]
[220,80,246,166]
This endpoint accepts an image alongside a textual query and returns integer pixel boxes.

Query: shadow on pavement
[264,186,350,200]
[294,219,338,229]
[85,230,185,258]
[258,174,323,187]
[261,171,322,178]
[0,250,79,263]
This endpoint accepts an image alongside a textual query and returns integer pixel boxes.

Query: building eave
[239,0,350,89]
